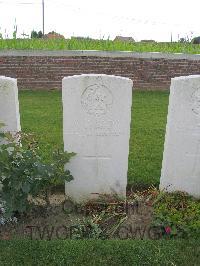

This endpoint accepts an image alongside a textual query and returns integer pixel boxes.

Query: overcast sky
[0,0,200,41]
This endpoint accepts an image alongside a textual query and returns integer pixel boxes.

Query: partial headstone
[62,74,133,202]
[160,75,200,198]
[0,76,21,134]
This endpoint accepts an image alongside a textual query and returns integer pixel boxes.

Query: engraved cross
[82,155,111,177]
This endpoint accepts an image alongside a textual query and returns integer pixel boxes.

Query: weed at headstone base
[0,126,75,219]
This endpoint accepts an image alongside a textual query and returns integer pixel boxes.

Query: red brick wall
[0,52,200,90]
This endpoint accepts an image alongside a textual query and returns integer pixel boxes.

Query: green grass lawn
[19,90,169,187]
[2,91,199,266]
[1,39,200,54]
[0,240,199,266]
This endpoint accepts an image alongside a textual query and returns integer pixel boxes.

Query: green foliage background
[1,39,200,54]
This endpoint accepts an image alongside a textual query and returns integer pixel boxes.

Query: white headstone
[160,75,200,198]
[0,76,21,134]
[62,74,133,202]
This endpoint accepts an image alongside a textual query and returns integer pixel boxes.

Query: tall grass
[1,38,200,54]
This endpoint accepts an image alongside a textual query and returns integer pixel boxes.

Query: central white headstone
[160,75,200,198]
[62,74,133,202]
[0,76,21,134]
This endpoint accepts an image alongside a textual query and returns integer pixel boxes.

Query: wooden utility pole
[42,0,45,36]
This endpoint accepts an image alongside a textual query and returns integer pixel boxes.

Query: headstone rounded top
[0,76,16,80]
[62,74,133,86]
[172,75,200,81]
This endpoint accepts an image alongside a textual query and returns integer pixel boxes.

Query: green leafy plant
[152,191,200,239]
[70,217,104,240]
[0,127,75,217]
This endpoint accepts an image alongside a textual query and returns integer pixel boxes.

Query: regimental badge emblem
[81,84,113,115]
